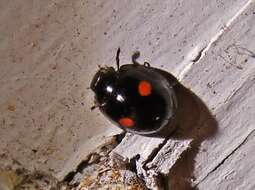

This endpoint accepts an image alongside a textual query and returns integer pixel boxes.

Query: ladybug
[90,48,178,136]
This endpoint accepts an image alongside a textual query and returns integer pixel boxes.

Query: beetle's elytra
[90,48,178,136]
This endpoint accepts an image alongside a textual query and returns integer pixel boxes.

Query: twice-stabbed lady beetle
[90,48,178,136]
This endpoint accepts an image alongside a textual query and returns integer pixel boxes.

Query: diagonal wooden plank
[198,130,255,190]
[110,1,255,189]
[0,0,254,187]
[111,0,252,161]
[179,2,255,186]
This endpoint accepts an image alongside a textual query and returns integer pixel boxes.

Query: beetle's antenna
[116,47,121,70]
[132,51,140,65]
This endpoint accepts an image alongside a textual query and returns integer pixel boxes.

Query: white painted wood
[111,133,165,164]
[198,131,255,190]
[181,2,255,187]
[0,0,123,179]
[146,139,192,175]
[1,0,255,189]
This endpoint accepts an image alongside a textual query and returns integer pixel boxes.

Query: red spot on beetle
[119,117,135,128]
[138,80,152,96]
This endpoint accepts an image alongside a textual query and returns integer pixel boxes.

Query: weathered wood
[198,130,255,190]
[1,0,255,189]
[112,133,165,164]
[181,3,255,187]
[112,0,255,188]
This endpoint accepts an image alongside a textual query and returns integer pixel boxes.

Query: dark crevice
[63,155,91,185]
[116,132,126,143]
[143,137,170,170]
[191,47,206,63]
[168,140,200,190]
[160,173,170,190]
[129,138,171,190]
[76,159,90,173]
[129,154,140,174]
[63,132,126,184]
[63,171,76,183]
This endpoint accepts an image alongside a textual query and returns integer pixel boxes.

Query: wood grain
[1,0,255,189]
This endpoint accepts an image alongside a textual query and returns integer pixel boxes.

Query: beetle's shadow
[153,68,218,189]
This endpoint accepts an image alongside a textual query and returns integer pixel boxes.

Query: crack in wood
[177,0,254,81]
[191,47,206,63]
[63,133,125,183]
[195,129,255,187]
[195,0,254,63]
[134,138,171,190]
[142,138,170,169]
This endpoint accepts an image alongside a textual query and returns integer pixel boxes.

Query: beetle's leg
[132,51,141,65]
[90,105,97,110]
[90,102,106,111]
[91,99,99,110]
[116,47,121,70]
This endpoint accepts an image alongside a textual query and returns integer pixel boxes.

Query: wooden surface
[1,0,255,189]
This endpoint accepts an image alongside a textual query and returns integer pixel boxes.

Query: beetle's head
[90,67,117,95]
[90,48,121,104]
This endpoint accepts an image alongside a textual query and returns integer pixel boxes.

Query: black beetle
[90,48,178,136]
